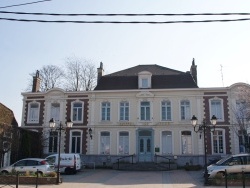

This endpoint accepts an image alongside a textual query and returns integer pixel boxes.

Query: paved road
[0,169,243,188]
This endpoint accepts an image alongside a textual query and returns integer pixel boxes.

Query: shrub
[45,172,57,177]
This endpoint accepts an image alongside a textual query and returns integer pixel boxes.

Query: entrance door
[138,130,153,162]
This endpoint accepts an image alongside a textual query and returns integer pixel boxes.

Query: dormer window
[138,71,152,89]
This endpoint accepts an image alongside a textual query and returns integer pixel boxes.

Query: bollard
[36,169,39,188]
[16,172,19,188]
[225,169,227,188]
[242,170,245,188]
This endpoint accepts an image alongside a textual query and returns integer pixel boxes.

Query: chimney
[97,62,104,83]
[190,58,197,85]
[32,70,41,92]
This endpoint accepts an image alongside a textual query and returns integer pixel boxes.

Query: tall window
[28,102,39,123]
[72,102,83,122]
[162,101,172,121]
[181,131,192,154]
[49,131,58,153]
[180,100,190,120]
[71,131,82,153]
[162,131,172,154]
[120,102,129,121]
[51,103,60,122]
[211,99,223,121]
[100,132,110,154]
[101,102,110,121]
[140,101,150,121]
[119,132,129,154]
[212,130,224,154]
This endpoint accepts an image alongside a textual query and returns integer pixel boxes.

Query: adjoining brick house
[1,103,44,167]
[86,60,249,166]
[0,103,18,167]
[21,72,89,156]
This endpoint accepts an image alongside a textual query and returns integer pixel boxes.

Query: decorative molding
[136,91,154,98]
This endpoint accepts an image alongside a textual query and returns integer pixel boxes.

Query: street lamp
[49,118,73,184]
[88,128,93,139]
[191,115,217,186]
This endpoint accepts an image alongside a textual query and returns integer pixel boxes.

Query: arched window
[70,130,82,153]
[181,131,192,154]
[27,102,40,123]
[100,132,110,154]
[119,131,129,154]
[72,102,84,122]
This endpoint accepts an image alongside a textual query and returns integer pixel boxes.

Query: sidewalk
[0,169,243,188]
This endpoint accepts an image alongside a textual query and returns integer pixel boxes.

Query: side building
[21,72,89,157]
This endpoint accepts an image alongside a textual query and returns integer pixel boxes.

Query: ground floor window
[181,131,192,154]
[100,132,110,154]
[70,130,82,153]
[212,130,225,154]
[49,131,58,153]
[119,131,129,154]
[162,131,172,154]
[239,134,250,153]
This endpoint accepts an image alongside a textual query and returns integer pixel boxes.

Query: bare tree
[64,57,97,91]
[39,65,65,91]
[232,85,250,153]
[27,65,65,92]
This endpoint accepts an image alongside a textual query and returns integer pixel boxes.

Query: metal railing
[116,154,135,170]
[154,154,172,170]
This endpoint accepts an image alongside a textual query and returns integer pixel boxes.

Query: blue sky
[1,0,250,125]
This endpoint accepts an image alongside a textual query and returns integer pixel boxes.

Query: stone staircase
[113,162,176,171]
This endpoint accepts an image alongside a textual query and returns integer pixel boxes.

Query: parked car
[45,153,82,174]
[0,158,55,176]
[207,153,250,178]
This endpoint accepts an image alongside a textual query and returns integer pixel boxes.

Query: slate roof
[95,64,198,90]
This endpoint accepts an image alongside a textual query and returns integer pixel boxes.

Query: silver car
[207,153,250,178]
[0,158,55,176]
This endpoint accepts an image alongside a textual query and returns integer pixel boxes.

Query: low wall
[0,176,57,185]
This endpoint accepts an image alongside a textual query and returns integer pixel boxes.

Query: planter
[0,175,58,185]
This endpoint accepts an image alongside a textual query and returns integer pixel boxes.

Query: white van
[45,153,82,174]
[207,153,250,178]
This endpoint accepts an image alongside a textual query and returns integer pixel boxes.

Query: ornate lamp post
[191,115,217,185]
[49,118,73,184]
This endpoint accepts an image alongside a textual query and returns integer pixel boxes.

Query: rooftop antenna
[220,64,224,87]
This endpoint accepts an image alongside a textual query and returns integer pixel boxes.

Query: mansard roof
[95,64,198,90]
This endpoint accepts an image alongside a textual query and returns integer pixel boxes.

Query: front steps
[113,162,177,171]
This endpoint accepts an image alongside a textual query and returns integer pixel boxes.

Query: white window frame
[71,101,84,123]
[48,131,58,153]
[101,102,111,121]
[211,129,225,154]
[180,100,191,121]
[119,101,129,121]
[51,103,60,123]
[138,71,152,89]
[161,100,172,121]
[100,131,110,155]
[161,131,173,154]
[209,98,224,121]
[118,131,129,155]
[181,131,192,154]
[27,102,40,123]
[140,101,151,121]
[69,130,83,154]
